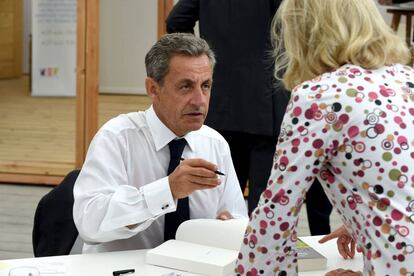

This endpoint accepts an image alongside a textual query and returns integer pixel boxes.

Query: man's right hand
[168,158,221,199]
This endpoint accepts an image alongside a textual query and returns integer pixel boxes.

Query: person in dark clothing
[166,0,333,235]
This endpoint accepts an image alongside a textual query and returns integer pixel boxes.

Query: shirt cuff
[142,176,176,216]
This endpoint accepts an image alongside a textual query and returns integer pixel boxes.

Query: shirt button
[162,204,169,210]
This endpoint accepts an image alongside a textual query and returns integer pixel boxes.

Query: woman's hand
[318,225,357,259]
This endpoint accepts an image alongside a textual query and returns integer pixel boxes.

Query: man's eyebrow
[177,79,195,85]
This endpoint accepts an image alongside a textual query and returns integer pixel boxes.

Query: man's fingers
[179,159,223,179]
[187,166,218,178]
[181,158,217,172]
[216,211,233,220]
[188,175,221,187]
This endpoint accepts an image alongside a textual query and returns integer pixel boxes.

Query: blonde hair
[273,0,411,90]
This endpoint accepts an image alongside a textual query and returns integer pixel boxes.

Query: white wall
[99,0,157,95]
[23,0,157,94]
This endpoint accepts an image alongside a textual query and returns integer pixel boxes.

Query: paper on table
[0,261,10,270]
[8,262,65,275]
[37,262,66,274]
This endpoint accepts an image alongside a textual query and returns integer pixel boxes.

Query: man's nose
[190,86,207,105]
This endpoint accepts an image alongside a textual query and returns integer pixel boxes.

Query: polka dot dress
[235,64,414,276]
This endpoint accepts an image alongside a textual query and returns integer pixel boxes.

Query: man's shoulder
[99,111,147,134]
[195,125,228,145]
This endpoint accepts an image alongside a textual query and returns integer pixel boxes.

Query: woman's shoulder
[293,63,414,95]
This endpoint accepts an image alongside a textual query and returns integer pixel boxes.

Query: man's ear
[145,77,160,100]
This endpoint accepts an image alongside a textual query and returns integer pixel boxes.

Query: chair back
[32,169,80,257]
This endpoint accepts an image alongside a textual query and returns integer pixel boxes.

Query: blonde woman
[235,0,414,275]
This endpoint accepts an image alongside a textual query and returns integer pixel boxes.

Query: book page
[175,219,248,251]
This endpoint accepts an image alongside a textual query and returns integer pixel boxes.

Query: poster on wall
[32,0,76,96]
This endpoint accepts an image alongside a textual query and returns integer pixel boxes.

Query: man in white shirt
[73,33,248,253]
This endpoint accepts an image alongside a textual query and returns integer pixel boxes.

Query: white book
[146,219,246,276]
[146,239,238,276]
[146,219,327,275]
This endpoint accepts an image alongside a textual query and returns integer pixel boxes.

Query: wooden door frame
[158,0,174,39]
[0,0,173,185]
[76,0,99,169]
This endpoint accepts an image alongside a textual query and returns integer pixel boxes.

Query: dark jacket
[166,0,289,136]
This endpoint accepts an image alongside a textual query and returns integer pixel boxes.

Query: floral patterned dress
[235,64,414,275]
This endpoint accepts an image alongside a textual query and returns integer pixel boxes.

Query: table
[0,236,363,276]
[386,4,414,45]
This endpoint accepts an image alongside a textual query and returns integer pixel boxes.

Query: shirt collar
[145,105,196,152]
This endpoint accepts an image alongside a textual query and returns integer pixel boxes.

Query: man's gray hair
[145,33,216,84]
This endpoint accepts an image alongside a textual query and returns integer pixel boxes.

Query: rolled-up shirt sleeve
[73,129,175,244]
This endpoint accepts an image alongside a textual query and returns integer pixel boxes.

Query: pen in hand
[180,158,225,176]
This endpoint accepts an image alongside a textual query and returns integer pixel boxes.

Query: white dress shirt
[73,106,248,253]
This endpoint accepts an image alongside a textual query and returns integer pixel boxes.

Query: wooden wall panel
[0,0,22,79]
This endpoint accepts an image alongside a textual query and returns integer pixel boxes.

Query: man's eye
[180,85,191,90]
[202,83,211,90]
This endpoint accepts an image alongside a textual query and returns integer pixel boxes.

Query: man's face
[146,54,213,137]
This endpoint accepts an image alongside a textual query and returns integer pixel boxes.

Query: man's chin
[185,122,204,132]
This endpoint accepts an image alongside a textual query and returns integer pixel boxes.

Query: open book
[146,219,327,276]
